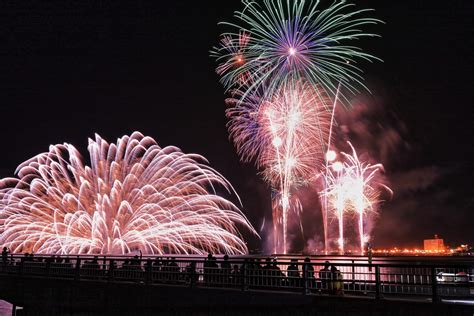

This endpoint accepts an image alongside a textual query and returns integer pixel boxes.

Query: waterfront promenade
[1,254,473,315]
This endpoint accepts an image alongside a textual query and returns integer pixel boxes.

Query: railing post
[189,261,196,288]
[241,262,247,291]
[145,260,152,285]
[19,258,24,277]
[75,258,81,281]
[302,263,308,295]
[375,265,381,300]
[45,260,51,279]
[431,267,439,303]
[108,259,115,282]
[351,260,355,288]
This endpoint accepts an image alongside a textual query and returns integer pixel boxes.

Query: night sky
[0,1,472,252]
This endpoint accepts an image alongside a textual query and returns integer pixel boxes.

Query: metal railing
[1,254,473,303]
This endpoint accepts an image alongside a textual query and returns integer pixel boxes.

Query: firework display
[226,81,331,186]
[211,0,382,101]
[321,143,392,254]
[0,132,256,255]
[213,0,385,254]
[226,81,332,253]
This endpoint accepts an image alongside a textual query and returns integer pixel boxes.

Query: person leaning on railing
[168,257,180,282]
[262,257,272,287]
[304,257,315,290]
[1,247,10,272]
[220,255,231,285]
[287,259,301,288]
[271,258,284,287]
[230,264,240,285]
[319,261,331,292]
[330,264,344,296]
[2,247,9,263]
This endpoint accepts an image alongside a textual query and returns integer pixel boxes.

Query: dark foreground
[1,277,474,315]
[1,254,473,315]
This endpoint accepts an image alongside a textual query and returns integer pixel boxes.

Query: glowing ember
[326,150,337,162]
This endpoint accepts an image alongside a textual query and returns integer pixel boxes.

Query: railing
[1,255,473,303]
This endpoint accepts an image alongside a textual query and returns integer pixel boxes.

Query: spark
[332,161,343,172]
[326,150,337,162]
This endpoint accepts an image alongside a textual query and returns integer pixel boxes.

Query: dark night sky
[0,1,472,251]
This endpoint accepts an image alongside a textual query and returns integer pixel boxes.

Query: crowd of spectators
[1,247,344,294]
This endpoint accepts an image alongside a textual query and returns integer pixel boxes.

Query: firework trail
[321,142,391,254]
[0,132,257,255]
[212,0,382,101]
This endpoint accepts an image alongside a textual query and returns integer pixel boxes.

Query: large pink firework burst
[0,132,256,255]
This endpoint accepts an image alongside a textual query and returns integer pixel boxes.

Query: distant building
[424,234,445,251]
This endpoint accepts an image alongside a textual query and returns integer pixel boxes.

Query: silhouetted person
[131,255,140,267]
[185,261,197,284]
[271,258,284,287]
[304,257,315,290]
[203,253,213,285]
[330,264,343,295]
[220,254,231,285]
[145,259,153,271]
[231,264,241,285]
[287,259,301,288]
[169,257,180,282]
[145,259,153,284]
[319,261,331,291]
[367,242,373,272]
[108,259,117,277]
[2,247,9,263]
[210,255,219,284]
[263,257,272,287]
[255,258,264,286]
[152,257,162,282]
